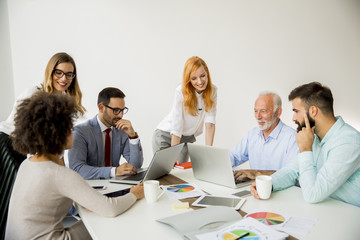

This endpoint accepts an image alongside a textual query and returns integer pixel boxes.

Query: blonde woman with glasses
[0,52,86,137]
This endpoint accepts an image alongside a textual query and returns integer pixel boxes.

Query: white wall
[4,0,360,166]
[0,0,15,120]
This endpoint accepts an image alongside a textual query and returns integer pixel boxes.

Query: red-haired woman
[152,56,217,163]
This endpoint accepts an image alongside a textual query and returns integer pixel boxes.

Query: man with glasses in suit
[69,87,143,180]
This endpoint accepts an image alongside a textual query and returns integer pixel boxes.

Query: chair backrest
[0,132,26,239]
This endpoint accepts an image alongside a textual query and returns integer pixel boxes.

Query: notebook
[109,143,184,185]
[187,144,252,189]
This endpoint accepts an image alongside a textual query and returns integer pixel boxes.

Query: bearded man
[250,82,360,207]
[231,92,298,181]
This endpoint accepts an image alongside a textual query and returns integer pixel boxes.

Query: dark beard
[295,113,315,132]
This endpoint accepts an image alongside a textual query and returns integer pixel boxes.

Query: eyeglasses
[104,104,128,115]
[53,69,75,80]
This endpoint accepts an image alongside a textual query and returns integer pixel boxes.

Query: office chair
[0,132,26,239]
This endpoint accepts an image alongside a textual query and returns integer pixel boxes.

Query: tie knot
[105,128,111,134]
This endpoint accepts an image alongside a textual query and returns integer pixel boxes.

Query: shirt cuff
[298,151,313,173]
[170,130,181,138]
[204,116,216,124]
[129,138,140,144]
[110,167,116,178]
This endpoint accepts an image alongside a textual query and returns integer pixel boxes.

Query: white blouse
[156,84,217,137]
[0,87,38,135]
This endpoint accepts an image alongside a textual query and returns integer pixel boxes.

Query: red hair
[182,56,214,116]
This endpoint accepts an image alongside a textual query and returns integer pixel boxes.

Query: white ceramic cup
[255,175,272,200]
[144,180,164,203]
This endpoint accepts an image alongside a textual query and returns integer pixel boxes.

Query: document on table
[245,210,317,236]
[281,215,317,236]
[157,206,243,240]
[161,183,206,200]
[195,217,288,240]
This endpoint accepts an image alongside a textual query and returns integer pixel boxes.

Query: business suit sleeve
[69,126,112,180]
[121,136,144,169]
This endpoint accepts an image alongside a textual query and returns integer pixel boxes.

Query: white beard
[257,117,278,131]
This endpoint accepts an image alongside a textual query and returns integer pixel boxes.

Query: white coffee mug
[144,180,164,203]
[255,175,272,200]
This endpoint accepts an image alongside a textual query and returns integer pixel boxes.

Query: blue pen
[235,231,249,239]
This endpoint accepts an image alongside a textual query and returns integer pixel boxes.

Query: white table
[77,168,360,240]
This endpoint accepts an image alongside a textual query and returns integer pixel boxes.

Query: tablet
[192,195,246,210]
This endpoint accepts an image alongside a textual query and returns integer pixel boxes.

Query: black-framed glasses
[104,104,128,115]
[53,69,75,80]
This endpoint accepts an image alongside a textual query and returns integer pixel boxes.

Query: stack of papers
[157,206,288,240]
[196,217,288,240]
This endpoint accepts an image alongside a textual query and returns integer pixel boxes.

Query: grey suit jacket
[68,115,143,179]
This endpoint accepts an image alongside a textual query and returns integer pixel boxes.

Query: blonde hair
[182,56,214,116]
[42,52,86,115]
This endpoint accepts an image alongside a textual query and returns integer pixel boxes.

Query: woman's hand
[130,183,144,200]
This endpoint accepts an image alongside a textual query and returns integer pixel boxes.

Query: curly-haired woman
[152,56,217,163]
[5,92,144,239]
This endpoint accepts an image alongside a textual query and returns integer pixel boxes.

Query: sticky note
[172,202,190,210]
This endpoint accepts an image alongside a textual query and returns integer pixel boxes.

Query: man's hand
[115,119,137,138]
[296,113,315,152]
[234,169,258,181]
[115,163,137,176]
[130,183,144,200]
[250,182,261,200]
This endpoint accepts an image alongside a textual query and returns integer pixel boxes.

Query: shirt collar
[256,119,284,140]
[96,115,112,132]
[317,116,344,146]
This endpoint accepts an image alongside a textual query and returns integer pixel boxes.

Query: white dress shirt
[96,116,139,177]
[156,84,217,137]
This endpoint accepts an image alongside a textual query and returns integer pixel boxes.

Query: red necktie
[105,128,111,167]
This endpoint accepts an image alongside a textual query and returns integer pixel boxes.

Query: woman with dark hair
[5,92,144,239]
[152,56,217,163]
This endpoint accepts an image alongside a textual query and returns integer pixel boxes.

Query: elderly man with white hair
[231,92,299,181]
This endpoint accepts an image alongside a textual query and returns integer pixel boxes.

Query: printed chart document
[161,183,206,200]
[196,217,288,240]
[157,206,242,240]
[245,210,317,236]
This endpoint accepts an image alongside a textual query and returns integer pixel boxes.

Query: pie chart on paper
[166,184,195,193]
[246,212,286,225]
[221,230,258,240]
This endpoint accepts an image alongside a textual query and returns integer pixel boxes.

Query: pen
[235,232,249,239]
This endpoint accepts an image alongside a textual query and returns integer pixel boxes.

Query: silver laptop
[109,143,184,185]
[188,143,252,189]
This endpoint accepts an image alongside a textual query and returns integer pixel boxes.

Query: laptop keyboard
[235,177,251,184]
[123,170,147,181]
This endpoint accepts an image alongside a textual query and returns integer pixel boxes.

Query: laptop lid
[188,144,251,189]
[109,143,184,185]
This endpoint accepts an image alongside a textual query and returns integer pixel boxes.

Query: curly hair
[11,92,77,157]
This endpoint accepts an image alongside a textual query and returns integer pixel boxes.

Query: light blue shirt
[272,116,360,207]
[230,120,299,170]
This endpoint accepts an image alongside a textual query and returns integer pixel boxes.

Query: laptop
[109,143,184,185]
[187,143,252,189]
